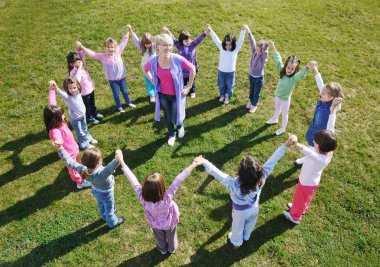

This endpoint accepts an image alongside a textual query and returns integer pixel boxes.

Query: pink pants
[273,96,291,129]
[289,181,319,222]
[65,156,83,184]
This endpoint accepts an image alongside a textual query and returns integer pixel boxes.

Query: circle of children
[43,23,344,252]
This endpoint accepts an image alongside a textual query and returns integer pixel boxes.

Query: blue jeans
[217,70,235,98]
[109,77,131,109]
[230,206,259,247]
[91,188,118,228]
[70,116,93,150]
[159,93,182,137]
[249,75,264,106]
[143,74,156,96]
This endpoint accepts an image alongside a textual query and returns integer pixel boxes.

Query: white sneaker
[265,117,278,125]
[128,103,136,108]
[219,96,225,102]
[283,211,300,224]
[249,105,257,113]
[275,128,285,136]
[149,95,156,103]
[190,93,195,98]
[224,95,230,104]
[295,157,305,165]
[246,102,252,109]
[168,136,176,146]
[178,127,185,138]
[77,179,92,189]
[287,203,306,214]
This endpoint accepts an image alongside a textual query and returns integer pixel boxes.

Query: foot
[168,136,176,147]
[226,235,240,249]
[77,179,92,189]
[90,139,98,145]
[128,103,136,108]
[246,102,252,109]
[157,248,167,255]
[95,113,104,120]
[249,105,257,113]
[283,211,300,224]
[89,118,100,125]
[294,160,303,168]
[149,95,156,103]
[219,96,225,102]
[113,216,126,228]
[85,144,95,149]
[190,93,195,98]
[287,203,306,214]
[178,127,185,138]
[275,128,285,136]
[224,95,230,105]
[118,108,125,113]
[168,250,176,254]
[265,117,278,125]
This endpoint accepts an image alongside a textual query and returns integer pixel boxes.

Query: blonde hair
[324,82,344,99]
[154,34,173,46]
[103,37,118,48]
[256,40,265,51]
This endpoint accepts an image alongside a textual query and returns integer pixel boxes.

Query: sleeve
[98,159,120,179]
[58,147,86,173]
[166,168,191,199]
[78,50,86,67]
[170,34,181,50]
[181,57,195,71]
[191,32,207,47]
[118,34,129,53]
[131,32,142,51]
[262,144,287,181]
[48,89,57,106]
[234,29,246,53]
[57,88,69,101]
[203,160,237,191]
[82,47,103,60]
[50,128,63,141]
[261,44,269,64]
[326,113,336,132]
[273,51,284,71]
[122,166,144,204]
[210,30,223,50]
[315,73,325,93]
[73,67,82,82]
[248,31,255,50]
[293,67,308,82]
[143,61,151,72]
[299,145,325,162]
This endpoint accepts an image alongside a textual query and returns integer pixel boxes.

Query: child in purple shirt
[163,26,209,98]
[116,151,201,254]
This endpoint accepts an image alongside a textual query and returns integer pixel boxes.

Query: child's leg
[70,118,92,150]
[152,228,168,253]
[91,188,106,221]
[88,91,98,118]
[280,98,291,130]
[100,190,119,228]
[159,94,176,137]
[273,96,282,120]
[109,80,123,110]
[217,70,227,97]
[251,76,264,106]
[143,74,155,96]
[289,181,318,221]
[82,93,93,121]
[165,226,178,253]
[225,71,236,98]
[248,75,255,105]
[119,77,132,105]
[229,209,246,247]
[66,157,83,184]
[243,206,259,241]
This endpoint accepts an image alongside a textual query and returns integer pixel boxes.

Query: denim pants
[230,206,259,246]
[217,70,235,98]
[152,226,178,253]
[91,188,118,228]
[82,91,98,121]
[109,77,131,109]
[70,116,93,150]
[159,93,182,137]
[249,75,264,106]
[183,77,196,94]
[143,74,156,96]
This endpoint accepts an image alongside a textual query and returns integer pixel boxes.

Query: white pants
[273,96,291,129]
[230,206,259,246]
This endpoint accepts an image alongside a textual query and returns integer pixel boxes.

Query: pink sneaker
[248,105,257,113]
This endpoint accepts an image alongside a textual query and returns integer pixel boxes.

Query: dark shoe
[113,216,125,228]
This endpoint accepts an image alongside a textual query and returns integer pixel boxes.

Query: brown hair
[141,33,153,56]
[256,40,265,52]
[142,173,166,203]
[43,105,65,132]
[63,76,81,96]
[314,130,337,153]
[80,148,103,179]
[324,82,344,99]
[280,56,300,78]
[238,156,264,195]
[104,38,118,48]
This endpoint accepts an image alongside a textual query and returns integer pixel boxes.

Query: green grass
[0,0,379,266]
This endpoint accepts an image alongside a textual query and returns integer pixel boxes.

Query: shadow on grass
[0,131,58,188]
[7,219,110,267]
[117,248,170,267]
[0,167,77,228]
[184,214,295,266]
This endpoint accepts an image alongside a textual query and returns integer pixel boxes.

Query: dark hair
[66,52,81,74]
[142,173,166,203]
[178,30,191,46]
[63,76,81,96]
[222,34,236,51]
[238,157,264,195]
[80,148,103,179]
[280,56,300,78]
[314,130,337,153]
[141,33,153,56]
[43,105,64,132]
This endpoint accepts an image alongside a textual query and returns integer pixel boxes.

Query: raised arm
[166,161,199,198]
[77,41,102,60]
[309,63,324,93]
[48,81,57,106]
[118,26,130,53]
[326,97,342,132]
[293,64,309,82]
[201,159,237,191]
[163,26,180,49]
[270,41,284,71]
[234,25,247,53]
[246,25,255,50]
[129,26,143,52]
[191,31,207,47]
[57,145,86,174]
[208,25,223,50]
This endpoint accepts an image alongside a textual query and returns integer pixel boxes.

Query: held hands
[206,24,212,32]
[48,80,57,91]
[193,156,206,166]
[162,26,170,34]
[332,97,343,109]
[126,25,132,33]
[75,60,83,69]
[242,24,249,31]
[307,61,318,71]
[114,149,124,164]
[76,41,83,51]
[285,134,298,147]
[52,139,64,149]
[267,40,274,47]
[181,85,191,96]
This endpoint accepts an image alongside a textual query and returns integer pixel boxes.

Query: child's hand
[162,26,169,34]
[204,25,210,34]
[206,24,212,32]
[332,97,342,108]
[75,61,83,69]
[285,134,298,147]
[126,25,132,33]
[76,41,83,50]
[181,86,190,96]
[48,80,57,91]
[242,24,249,31]
[267,40,274,47]
[115,149,123,164]
[307,61,317,70]
[52,139,64,149]
[193,156,205,166]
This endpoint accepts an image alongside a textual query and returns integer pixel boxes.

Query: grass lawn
[0,0,379,266]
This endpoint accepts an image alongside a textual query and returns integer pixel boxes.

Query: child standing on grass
[128,25,157,103]
[49,79,98,150]
[194,135,296,249]
[67,51,103,125]
[43,105,91,190]
[163,25,209,98]
[245,25,269,114]
[77,25,136,113]
[53,140,125,228]
[283,129,338,224]
[116,151,200,254]
[207,24,247,104]
[265,40,311,136]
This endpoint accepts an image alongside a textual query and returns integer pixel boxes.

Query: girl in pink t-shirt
[43,104,91,190]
